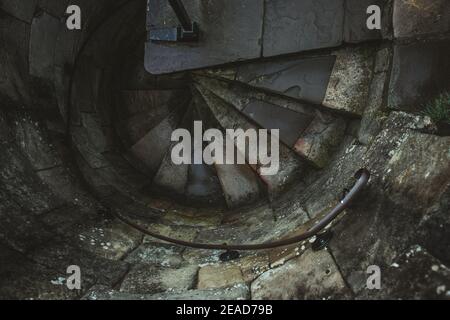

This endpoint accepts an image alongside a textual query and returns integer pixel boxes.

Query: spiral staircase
[0,0,450,300]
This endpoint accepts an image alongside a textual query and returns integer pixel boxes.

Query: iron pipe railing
[112,169,370,251]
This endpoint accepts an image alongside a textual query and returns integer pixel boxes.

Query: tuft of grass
[422,92,450,124]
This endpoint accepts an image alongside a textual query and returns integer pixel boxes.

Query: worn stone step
[116,89,190,146]
[193,90,263,209]
[197,45,376,117]
[145,0,264,74]
[127,110,184,176]
[184,121,227,207]
[152,105,194,196]
[83,283,250,300]
[198,55,335,105]
[119,263,199,295]
[194,75,349,168]
[195,83,306,197]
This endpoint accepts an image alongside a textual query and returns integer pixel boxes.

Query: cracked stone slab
[393,0,450,39]
[235,55,336,104]
[263,0,344,57]
[388,40,450,112]
[323,46,376,115]
[145,0,264,74]
[120,263,198,295]
[251,249,351,300]
[83,283,250,300]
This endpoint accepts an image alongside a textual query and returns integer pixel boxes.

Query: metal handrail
[112,169,370,251]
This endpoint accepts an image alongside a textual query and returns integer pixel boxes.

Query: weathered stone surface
[196,204,275,245]
[215,162,261,209]
[120,263,198,295]
[129,113,180,173]
[234,253,270,283]
[186,163,226,207]
[360,245,450,299]
[12,114,61,170]
[393,0,450,38]
[358,48,391,145]
[152,149,189,196]
[29,239,130,287]
[145,0,264,74]
[252,249,351,299]
[117,89,188,145]
[71,126,109,169]
[243,100,314,147]
[344,0,387,43]
[263,0,344,57]
[0,144,65,214]
[323,46,375,115]
[195,75,316,115]
[388,40,450,112]
[0,243,81,300]
[29,11,60,80]
[0,13,31,105]
[235,56,335,104]
[142,223,199,245]
[125,243,183,268]
[329,113,450,295]
[294,116,347,168]
[0,0,38,22]
[83,283,250,300]
[198,264,245,289]
[162,207,223,228]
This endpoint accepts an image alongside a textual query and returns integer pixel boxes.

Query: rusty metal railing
[112,169,370,251]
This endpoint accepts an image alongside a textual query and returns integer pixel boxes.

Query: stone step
[360,245,450,300]
[127,110,184,177]
[196,44,377,117]
[82,283,250,300]
[152,105,194,196]
[193,90,263,209]
[116,89,190,146]
[195,76,347,168]
[118,263,199,295]
[195,83,306,197]
[198,55,335,105]
[184,107,226,207]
